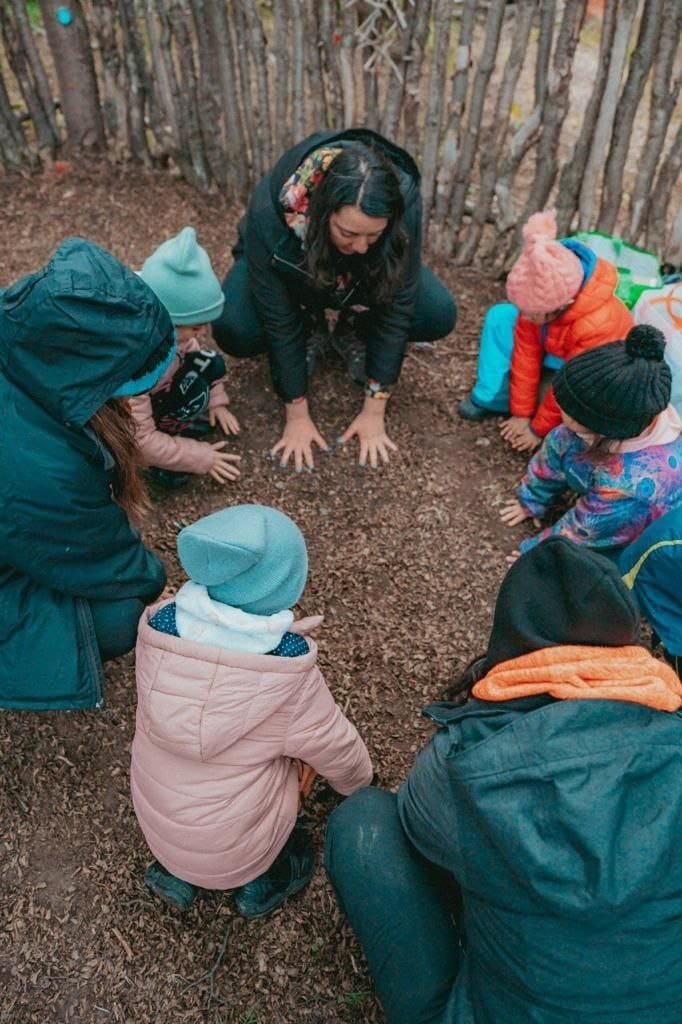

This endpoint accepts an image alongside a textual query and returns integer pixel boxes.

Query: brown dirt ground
[0,164,534,1024]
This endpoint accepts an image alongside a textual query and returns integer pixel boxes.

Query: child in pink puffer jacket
[131,227,241,488]
[131,504,373,917]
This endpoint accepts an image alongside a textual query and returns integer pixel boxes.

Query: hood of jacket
[135,606,320,760]
[484,537,640,670]
[246,129,421,260]
[0,237,173,426]
[555,254,621,325]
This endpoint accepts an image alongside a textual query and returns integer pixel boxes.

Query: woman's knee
[90,597,145,662]
[413,267,458,340]
[433,291,458,338]
[325,787,400,877]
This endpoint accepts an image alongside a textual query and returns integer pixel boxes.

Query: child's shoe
[457,396,496,421]
[233,824,315,919]
[145,860,198,910]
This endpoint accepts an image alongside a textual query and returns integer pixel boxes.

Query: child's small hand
[505,549,522,566]
[208,441,241,483]
[209,406,241,435]
[500,499,531,526]
[500,416,541,452]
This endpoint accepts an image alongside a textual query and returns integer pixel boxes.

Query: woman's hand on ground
[499,499,531,526]
[339,398,397,467]
[208,441,242,483]
[272,399,329,470]
[499,416,541,452]
[209,406,241,435]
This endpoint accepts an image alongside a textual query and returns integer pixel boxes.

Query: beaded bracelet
[365,378,391,400]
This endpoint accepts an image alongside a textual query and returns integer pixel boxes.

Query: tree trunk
[445,0,507,256]
[554,0,618,235]
[420,0,455,236]
[456,0,536,265]
[402,0,432,154]
[0,3,55,156]
[599,0,664,233]
[645,120,682,259]
[305,0,328,130]
[533,0,554,104]
[628,0,682,241]
[89,0,129,156]
[339,3,357,127]
[577,0,639,230]
[0,64,32,170]
[486,0,555,248]
[118,0,153,166]
[505,0,587,267]
[243,0,273,168]
[142,0,178,158]
[433,0,477,235]
[165,0,211,189]
[319,0,344,130]
[205,0,249,196]
[189,0,227,188]
[381,0,420,141]
[37,0,104,148]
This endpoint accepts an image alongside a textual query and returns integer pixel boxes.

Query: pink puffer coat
[130,606,373,889]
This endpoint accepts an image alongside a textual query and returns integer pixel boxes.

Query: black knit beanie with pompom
[553,325,671,439]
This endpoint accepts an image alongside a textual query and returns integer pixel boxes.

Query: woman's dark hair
[304,143,407,304]
[90,398,149,526]
[445,654,488,704]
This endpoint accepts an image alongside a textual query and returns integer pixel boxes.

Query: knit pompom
[522,208,558,243]
[625,324,666,361]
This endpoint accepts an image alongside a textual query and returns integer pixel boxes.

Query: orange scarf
[473,645,682,712]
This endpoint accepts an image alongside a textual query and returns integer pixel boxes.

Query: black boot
[233,824,315,919]
[330,314,366,385]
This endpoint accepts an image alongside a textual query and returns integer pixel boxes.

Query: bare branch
[577,0,640,230]
[599,0,665,233]
[628,0,682,241]
[456,0,536,265]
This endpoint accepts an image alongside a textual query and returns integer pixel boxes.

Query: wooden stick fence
[0,0,679,264]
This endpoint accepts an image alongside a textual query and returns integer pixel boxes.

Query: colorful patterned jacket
[517,424,682,553]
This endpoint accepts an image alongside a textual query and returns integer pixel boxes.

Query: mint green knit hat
[139,226,224,326]
[177,505,308,616]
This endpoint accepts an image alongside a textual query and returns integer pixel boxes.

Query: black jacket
[235,129,422,401]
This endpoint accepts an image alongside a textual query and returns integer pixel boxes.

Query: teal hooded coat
[0,238,170,711]
[398,539,682,1023]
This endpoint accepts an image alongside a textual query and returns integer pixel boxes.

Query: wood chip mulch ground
[0,163,533,1024]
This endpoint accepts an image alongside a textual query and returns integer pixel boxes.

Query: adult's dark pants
[324,787,461,1024]
[212,259,457,358]
[90,597,146,662]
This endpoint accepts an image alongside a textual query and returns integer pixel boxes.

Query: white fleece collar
[174,581,294,654]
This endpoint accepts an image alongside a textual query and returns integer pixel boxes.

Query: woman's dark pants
[324,787,461,1024]
[212,259,457,358]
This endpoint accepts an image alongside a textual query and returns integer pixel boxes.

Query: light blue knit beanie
[139,226,224,326]
[177,505,308,616]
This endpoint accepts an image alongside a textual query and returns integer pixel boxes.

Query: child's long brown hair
[89,398,149,526]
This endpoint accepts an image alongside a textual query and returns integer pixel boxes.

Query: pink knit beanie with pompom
[505,209,583,315]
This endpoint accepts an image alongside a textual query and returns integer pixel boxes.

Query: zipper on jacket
[272,252,361,307]
[272,252,312,278]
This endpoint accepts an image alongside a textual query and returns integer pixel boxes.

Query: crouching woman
[326,537,682,1024]
[0,238,173,710]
